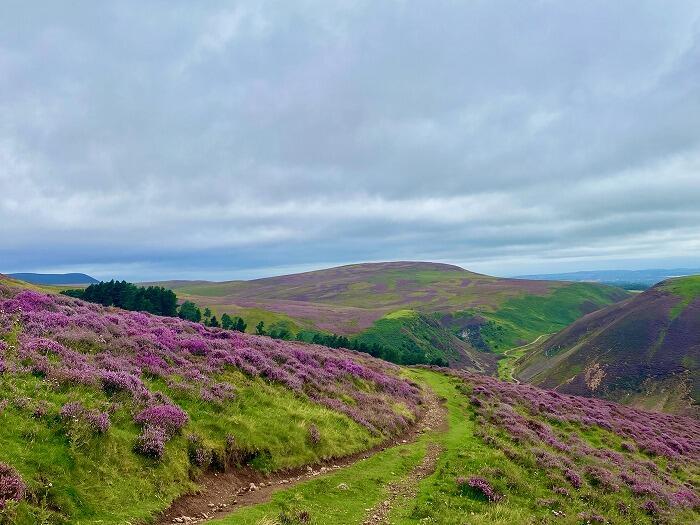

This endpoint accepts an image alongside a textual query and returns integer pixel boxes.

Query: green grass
[472,283,622,353]
[659,275,700,318]
[200,305,308,335]
[209,437,428,525]
[0,367,379,524]
[391,372,697,525]
[213,369,699,525]
[354,310,460,365]
[496,334,551,381]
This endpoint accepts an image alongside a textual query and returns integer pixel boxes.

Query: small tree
[221,313,234,330]
[255,321,266,335]
[208,315,220,328]
[235,317,247,332]
[203,308,212,321]
[178,301,202,322]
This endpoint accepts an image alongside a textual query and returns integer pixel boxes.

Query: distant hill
[516,275,700,417]
[8,272,99,285]
[516,267,700,290]
[149,261,629,370]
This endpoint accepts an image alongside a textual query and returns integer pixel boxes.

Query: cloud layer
[2,1,700,280]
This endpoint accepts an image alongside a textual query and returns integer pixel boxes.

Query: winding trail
[158,387,447,524]
[499,333,551,383]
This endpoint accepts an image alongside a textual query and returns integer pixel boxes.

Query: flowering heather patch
[564,468,582,489]
[0,463,25,508]
[135,425,167,459]
[642,499,661,515]
[308,424,321,446]
[443,368,700,515]
[134,404,188,436]
[457,476,502,502]
[60,402,111,434]
[0,283,422,438]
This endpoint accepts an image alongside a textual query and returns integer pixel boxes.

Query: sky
[1,1,700,281]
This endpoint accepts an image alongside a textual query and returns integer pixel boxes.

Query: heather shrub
[187,434,212,468]
[59,401,111,446]
[669,487,700,508]
[457,476,503,502]
[0,463,25,508]
[564,469,583,489]
[642,499,661,515]
[584,465,619,491]
[134,404,188,436]
[135,425,167,459]
[307,424,321,446]
[577,511,607,523]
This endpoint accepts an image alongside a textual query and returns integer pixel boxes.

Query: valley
[149,262,628,370]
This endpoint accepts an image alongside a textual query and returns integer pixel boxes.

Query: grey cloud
[1,1,700,280]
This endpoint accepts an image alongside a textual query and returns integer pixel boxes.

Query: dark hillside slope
[517,276,700,416]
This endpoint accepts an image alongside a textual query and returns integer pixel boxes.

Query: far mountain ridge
[7,272,99,285]
[516,267,700,288]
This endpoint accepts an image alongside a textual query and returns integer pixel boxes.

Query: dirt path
[158,388,447,524]
[361,386,447,524]
[500,333,551,383]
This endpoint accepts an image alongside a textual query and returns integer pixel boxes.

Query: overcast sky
[2,1,700,281]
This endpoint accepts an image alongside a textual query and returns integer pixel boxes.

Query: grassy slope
[211,370,699,525]
[353,310,496,372]
[0,368,379,524]
[659,275,700,318]
[473,283,624,352]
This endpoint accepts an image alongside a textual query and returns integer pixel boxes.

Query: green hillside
[1,278,696,525]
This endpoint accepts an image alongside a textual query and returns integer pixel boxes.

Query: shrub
[642,499,661,515]
[0,463,25,508]
[564,468,582,489]
[60,401,110,435]
[134,404,188,436]
[135,425,167,459]
[187,434,211,468]
[584,465,619,491]
[457,476,503,502]
[308,424,321,446]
